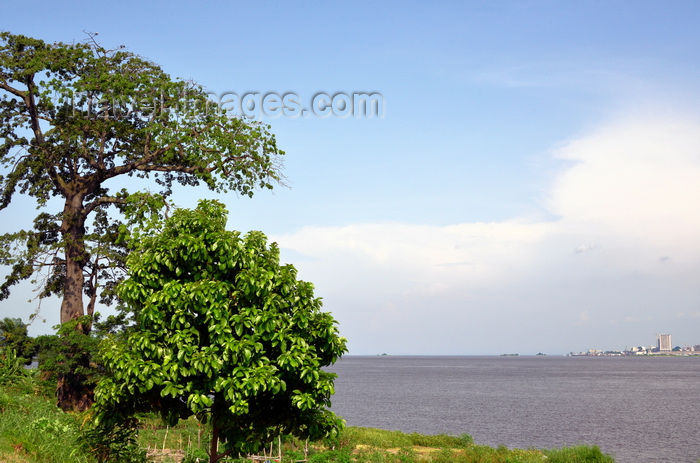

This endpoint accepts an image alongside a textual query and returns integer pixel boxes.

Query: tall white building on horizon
[657,333,672,352]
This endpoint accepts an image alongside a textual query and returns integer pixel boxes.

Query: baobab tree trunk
[60,237,86,325]
[56,194,94,412]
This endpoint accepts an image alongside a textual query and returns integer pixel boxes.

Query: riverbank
[0,376,614,462]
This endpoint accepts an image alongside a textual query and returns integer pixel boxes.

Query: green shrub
[80,417,146,463]
[308,448,353,463]
[544,445,615,462]
[0,347,26,383]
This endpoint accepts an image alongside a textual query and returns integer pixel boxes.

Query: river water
[325,355,700,463]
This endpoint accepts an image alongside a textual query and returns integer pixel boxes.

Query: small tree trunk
[209,418,220,463]
[208,396,233,463]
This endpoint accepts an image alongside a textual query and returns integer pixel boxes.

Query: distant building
[657,334,672,352]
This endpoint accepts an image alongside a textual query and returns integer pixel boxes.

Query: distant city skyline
[570,333,700,356]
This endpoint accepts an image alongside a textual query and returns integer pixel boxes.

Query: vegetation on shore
[0,367,615,463]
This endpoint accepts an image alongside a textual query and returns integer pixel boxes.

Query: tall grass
[0,382,92,462]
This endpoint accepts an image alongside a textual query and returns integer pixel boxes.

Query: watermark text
[67,90,384,120]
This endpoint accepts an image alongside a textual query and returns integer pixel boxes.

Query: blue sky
[3,1,700,354]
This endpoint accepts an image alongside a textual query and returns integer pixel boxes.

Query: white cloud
[548,115,700,255]
[272,113,700,354]
[277,220,552,291]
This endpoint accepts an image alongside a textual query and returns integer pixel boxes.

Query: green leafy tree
[94,201,347,463]
[0,316,36,363]
[0,32,284,410]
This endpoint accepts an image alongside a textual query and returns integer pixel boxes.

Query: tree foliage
[94,201,347,463]
[0,317,36,363]
[0,31,284,326]
[0,31,284,410]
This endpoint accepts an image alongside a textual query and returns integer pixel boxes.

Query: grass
[0,375,92,462]
[339,427,475,449]
[326,428,614,463]
[0,374,616,463]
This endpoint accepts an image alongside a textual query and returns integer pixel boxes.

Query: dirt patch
[146,447,187,462]
[355,444,443,457]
